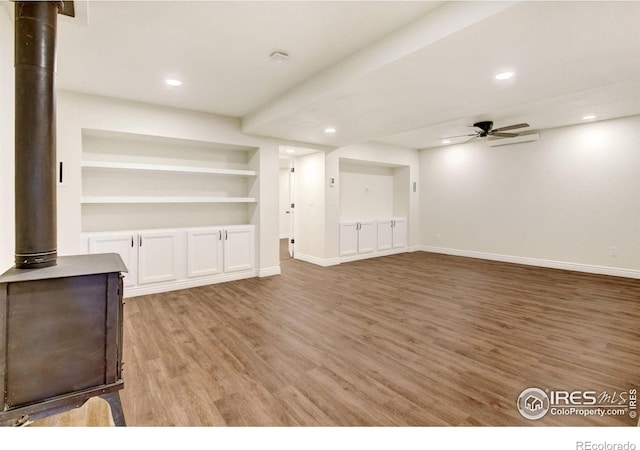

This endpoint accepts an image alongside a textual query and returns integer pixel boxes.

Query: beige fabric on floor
[28,397,115,427]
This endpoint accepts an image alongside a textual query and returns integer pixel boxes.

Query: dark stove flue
[14,0,61,269]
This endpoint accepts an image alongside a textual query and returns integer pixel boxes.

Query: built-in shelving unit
[80,129,261,296]
[81,196,257,204]
[80,160,256,177]
[80,129,259,233]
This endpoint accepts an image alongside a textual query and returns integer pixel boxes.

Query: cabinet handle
[139,236,142,247]
[219,230,222,240]
[225,230,228,240]
[131,236,134,247]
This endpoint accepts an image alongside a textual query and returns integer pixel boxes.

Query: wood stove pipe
[14,1,64,269]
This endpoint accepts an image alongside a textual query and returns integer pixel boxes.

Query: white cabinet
[340,217,407,261]
[339,220,376,256]
[87,230,179,286]
[391,218,407,249]
[137,230,179,284]
[339,222,358,256]
[88,233,137,287]
[378,218,407,250]
[223,227,255,273]
[84,224,255,297]
[187,228,224,277]
[187,226,254,277]
[357,220,377,254]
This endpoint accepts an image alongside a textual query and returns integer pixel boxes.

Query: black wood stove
[0,1,126,426]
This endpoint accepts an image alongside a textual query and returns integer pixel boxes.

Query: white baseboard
[124,270,258,298]
[339,247,407,264]
[418,246,640,279]
[294,252,341,267]
[259,266,281,277]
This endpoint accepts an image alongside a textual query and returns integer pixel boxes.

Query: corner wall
[419,115,640,277]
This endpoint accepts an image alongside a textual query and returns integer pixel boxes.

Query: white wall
[279,166,291,238]
[326,142,420,260]
[294,152,325,260]
[0,7,14,271]
[339,162,394,220]
[56,91,280,273]
[420,115,640,275]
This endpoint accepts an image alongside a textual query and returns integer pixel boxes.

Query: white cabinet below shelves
[138,231,179,285]
[340,217,408,262]
[187,229,224,277]
[187,226,254,277]
[377,218,407,251]
[339,220,376,256]
[87,230,178,286]
[83,225,256,298]
[224,227,255,273]
[88,233,137,287]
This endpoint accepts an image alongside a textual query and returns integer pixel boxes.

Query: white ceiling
[53,1,640,150]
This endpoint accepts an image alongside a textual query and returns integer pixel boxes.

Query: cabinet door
[138,231,179,284]
[339,222,358,256]
[357,220,377,254]
[187,228,223,278]
[392,218,407,249]
[223,227,255,273]
[377,219,393,251]
[88,233,137,287]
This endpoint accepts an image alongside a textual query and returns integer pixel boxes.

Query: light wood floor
[118,241,640,426]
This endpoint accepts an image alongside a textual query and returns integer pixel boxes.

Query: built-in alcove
[339,157,409,221]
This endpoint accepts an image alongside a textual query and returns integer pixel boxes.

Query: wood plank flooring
[119,241,640,426]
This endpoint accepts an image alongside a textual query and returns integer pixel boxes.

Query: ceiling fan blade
[465,135,480,143]
[439,133,478,139]
[491,132,519,138]
[492,123,529,132]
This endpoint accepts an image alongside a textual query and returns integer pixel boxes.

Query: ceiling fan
[442,121,530,142]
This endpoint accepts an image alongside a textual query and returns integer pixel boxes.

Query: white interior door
[279,166,291,239]
[288,159,295,258]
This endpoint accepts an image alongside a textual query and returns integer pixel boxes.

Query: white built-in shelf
[81,161,256,177]
[81,196,257,204]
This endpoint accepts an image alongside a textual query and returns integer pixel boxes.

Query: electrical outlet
[609,247,618,257]
[436,233,441,242]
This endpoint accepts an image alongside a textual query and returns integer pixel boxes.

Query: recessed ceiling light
[165,79,182,86]
[582,115,596,120]
[286,148,295,154]
[495,71,514,80]
[324,127,336,134]
[441,140,451,144]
